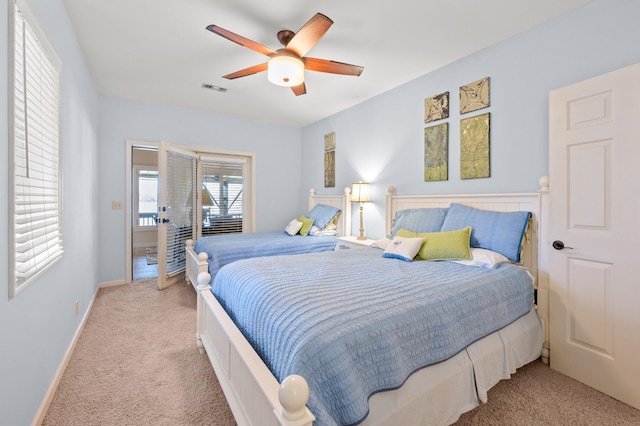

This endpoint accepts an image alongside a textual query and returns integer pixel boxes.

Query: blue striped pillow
[440,203,530,262]
[390,208,448,237]
[307,203,341,230]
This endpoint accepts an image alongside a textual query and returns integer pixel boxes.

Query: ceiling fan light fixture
[268,55,304,87]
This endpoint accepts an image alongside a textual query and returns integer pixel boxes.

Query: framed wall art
[424,91,449,123]
[460,113,490,179]
[424,123,449,182]
[324,132,335,187]
[324,131,336,151]
[460,77,490,114]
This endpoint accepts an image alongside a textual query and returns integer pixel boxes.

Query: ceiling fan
[206,13,364,96]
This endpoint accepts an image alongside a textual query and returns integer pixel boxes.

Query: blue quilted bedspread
[194,232,337,282]
[212,248,534,425]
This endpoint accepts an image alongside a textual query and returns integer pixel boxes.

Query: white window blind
[9,0,62,296]
[165,151,196,276]
[201,158,244,235]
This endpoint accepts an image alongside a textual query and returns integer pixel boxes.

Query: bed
[193,184,550,426]
[185,187,351,286]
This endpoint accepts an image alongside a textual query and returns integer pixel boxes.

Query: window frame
[133,166,159,231]
[198,156,246,236]
[8,0,63,297]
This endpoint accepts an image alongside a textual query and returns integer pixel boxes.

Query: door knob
[552,240,573,250]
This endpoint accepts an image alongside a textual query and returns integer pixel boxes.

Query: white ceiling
[62,0,590,127]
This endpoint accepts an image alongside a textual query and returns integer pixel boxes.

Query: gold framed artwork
[424,123,448,182]
[324,132,336,151]
[424,91,449,123]
[324,132,335,188]
[460,113,490,179]
[460,77,490,114]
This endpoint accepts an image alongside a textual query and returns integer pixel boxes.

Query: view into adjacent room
[130,145,250,282]
[132,147,159,280]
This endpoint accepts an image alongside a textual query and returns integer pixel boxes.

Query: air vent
[201,83,227,92]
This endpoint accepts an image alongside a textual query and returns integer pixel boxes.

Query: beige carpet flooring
[43,278,640,425]
[42,279,235,426]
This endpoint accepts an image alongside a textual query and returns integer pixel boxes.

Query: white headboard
[309,187,352,237]
[385,186,544,287]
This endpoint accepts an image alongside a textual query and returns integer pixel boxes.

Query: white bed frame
[193,181,550,426]
[185,187,352,289]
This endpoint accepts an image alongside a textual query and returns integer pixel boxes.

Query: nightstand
[335,236,376,250]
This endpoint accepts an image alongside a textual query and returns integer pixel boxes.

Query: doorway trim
[125,139,159,283]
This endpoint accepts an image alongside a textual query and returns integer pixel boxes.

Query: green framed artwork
[424,123,448,182]
[460,113,490,179]
[324,151,335,187]
[324,132,335,187]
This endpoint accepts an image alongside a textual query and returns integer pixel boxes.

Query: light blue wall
[0,0,100,424]
[3,0,640,423]
[98,97,301,283]
[301,0,640,240]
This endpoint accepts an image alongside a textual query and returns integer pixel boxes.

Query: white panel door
[157,141,198,290]
[549,63,640,409]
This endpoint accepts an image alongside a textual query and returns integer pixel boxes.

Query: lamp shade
[351,181,370,203]
[268,55,304,87]
[202,188,214,207]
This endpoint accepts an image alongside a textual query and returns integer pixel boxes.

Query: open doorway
[124,139,256,286]
[131,146,159,280]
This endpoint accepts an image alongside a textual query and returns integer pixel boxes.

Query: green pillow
[298,215,314,236]
[396,227,472,260]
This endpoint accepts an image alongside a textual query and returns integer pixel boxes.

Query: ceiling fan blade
[304,57,364,76]
[206,25,276,57]
[222,62,268,79]
[290,82,307,96]
[285,13,333,57]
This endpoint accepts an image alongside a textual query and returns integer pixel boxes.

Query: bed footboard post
[275,374,315,425]
[195,272,212,354]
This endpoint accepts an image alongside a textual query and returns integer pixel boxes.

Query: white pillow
[371,238,391,250]
[308,225,321,236]
[285,219,303,236]
[450,248,510,269]
[382,236,424,262]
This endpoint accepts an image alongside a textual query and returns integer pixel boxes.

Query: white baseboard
[31,285,100,426]
[99,279,129,288]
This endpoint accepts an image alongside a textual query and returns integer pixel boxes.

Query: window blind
[201,158,244,235]
[165,151,196,276]
[9,0,63,296]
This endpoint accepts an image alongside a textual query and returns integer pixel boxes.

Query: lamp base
[356,236,367,241]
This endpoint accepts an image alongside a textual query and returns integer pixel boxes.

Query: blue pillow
[307,203,341,230]
[390,208,448,237]
[440,203,530,262]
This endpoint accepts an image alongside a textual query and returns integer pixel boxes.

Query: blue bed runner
[194,232,336,282]
[212,248,534,425]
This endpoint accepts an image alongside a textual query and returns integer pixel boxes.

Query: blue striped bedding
[212,248,534,426]
[194,232,337,282]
